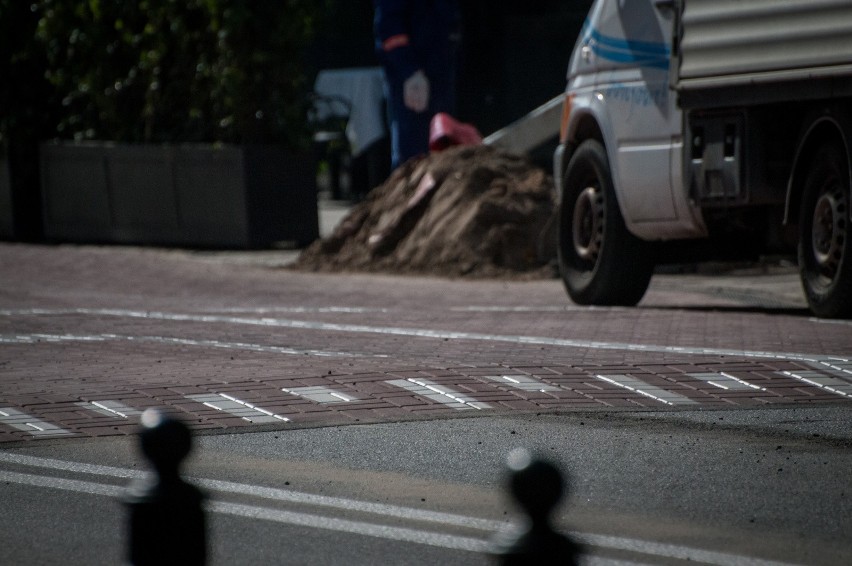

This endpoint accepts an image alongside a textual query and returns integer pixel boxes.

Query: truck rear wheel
[798,143,852,318]
[558,140,654,306]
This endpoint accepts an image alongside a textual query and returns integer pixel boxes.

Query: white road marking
[0,467,488,552]
[77,400,143,419]
[1,470,122,496]
[578,532,800,566]
[0,452,496,530]
[810,359,852,379]
[210,500,489,553]
[483,374,561,392]
[809,317,852,327]
[595,376,698,406]
[3,309,850,418]
[386,378,491,410]
[0,453,141,478]
[0,332,384,358]
[780,371,852,398]
[450,306,589,312]
[283,386,357,403]
[1,308,846,364]
[210,307,391,314]
[0,454,802,565]
[0,408,74,437]
[185,393,290,423]
[0,333,110,344]
[687,373,765,392]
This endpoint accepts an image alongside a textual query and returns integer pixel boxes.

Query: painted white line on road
[211,500,489,553]
[210,307,391,314]
[809,317,852,327]
[138,335,378,358]
[0,453,142,478]
[780,371,852,398]
[577,532,801,566]
[283,386,358,403]
[0,332,384,358]
[0,408,75,437]
[386,378,491,410]
[0,467,487,553]
[185,393,290,423]
[483,374,561,392]
[0,456,802,566]
[450,306,589,312]
[0,333,110,344]
[3,308,846,364]
[687,373,765,392]
[0,452,498,531]
[0,469,122,496]
[811,359,852,380]
[595,376,698,406]
[77,400,143,419]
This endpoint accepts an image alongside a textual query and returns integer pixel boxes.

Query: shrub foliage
[32,0,322,146]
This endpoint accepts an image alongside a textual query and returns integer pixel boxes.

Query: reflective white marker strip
[482,374,561,392]
[0,333,383,359]
[811,359,852,379]
[780,371,852,398]
[185,394,290,423]
[0,458,801,566]
[1,308,847,364]
[687,373,764,392]
[283,386,357,403]
[595,376,698,406]
[77,400,143,419]
[386,379,490,410]
[0,408,74,437]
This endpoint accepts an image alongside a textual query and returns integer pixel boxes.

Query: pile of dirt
[292,145,558,279]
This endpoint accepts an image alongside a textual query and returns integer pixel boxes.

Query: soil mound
[292,145,558,279]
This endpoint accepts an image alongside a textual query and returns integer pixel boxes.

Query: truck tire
[558,140,654,306]
[798,143,852,318]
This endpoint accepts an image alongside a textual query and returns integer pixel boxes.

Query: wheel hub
[572,186,604,262]
[811,186,847,280]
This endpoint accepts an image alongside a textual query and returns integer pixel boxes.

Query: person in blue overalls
[373,0,461,169]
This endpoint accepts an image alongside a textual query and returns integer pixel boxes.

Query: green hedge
[31,0,323,147]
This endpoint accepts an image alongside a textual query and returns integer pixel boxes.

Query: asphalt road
[3,407,851,565]
[1,242,851,565]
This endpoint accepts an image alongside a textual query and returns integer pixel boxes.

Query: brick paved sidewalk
[1,242,850,444]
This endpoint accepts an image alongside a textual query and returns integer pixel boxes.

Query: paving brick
[3,242,851,443]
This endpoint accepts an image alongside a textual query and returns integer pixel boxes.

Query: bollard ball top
[505,448,565,521]
[138,408,192,472]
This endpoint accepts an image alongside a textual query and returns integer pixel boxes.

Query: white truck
[554,0,852,317]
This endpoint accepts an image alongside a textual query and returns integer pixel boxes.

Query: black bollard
[123,409,206,566]
[490,448,582,565]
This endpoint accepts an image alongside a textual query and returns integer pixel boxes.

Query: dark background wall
[307,0,593,136]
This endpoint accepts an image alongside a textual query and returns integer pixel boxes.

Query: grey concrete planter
[40,142,318,248]
[0,155,11,239]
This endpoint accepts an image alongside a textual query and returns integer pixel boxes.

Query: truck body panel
[555,0,852,316]
[678,0,852,92]
[562,0,706,239]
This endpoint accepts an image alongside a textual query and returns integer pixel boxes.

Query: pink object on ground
[429,112,483,151]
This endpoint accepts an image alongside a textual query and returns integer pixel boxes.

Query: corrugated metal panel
[678,0,852,88]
